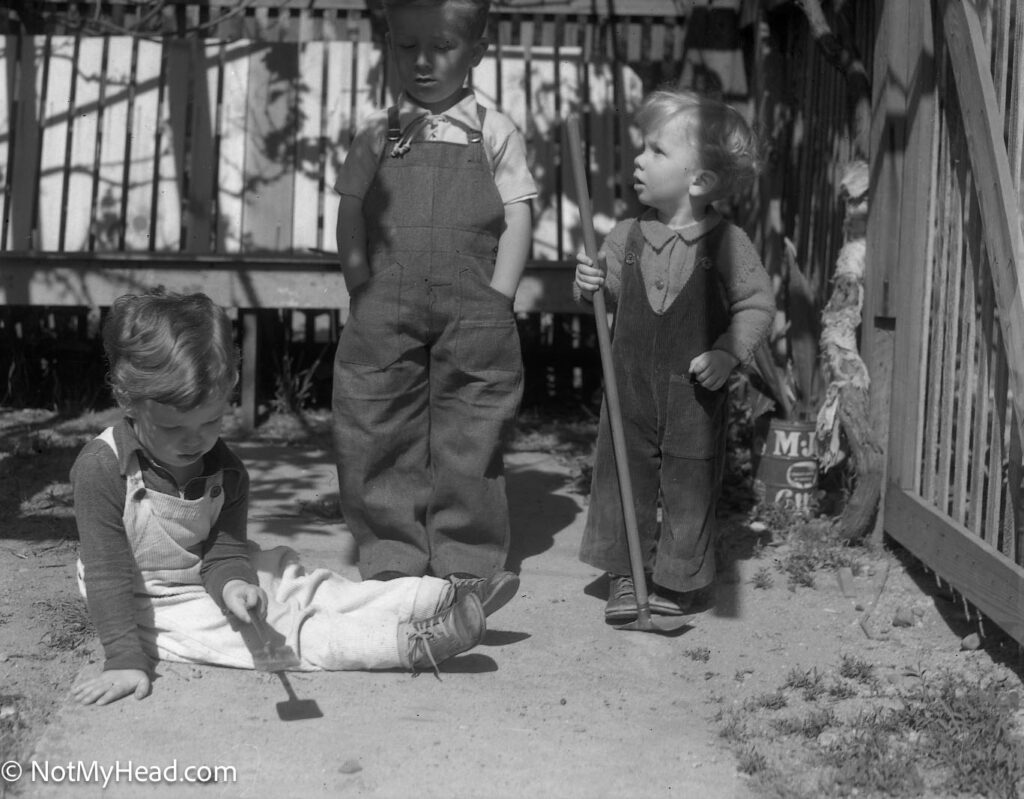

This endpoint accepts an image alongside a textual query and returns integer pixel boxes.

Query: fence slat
[292,42,325,253]
[37,38,72,250]
[64,37,102,252]
[124,39,161,251]
[217,41,250,253]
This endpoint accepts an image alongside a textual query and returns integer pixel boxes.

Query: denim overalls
[580,221,729,593]
[332,106,523,580]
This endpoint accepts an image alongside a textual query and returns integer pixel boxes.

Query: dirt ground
[2,405,1023,798]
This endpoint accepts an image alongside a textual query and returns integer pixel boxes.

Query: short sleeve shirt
[335,91,538,206]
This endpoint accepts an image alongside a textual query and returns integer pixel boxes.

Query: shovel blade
[276,698,324,722]
[613,609,694,636]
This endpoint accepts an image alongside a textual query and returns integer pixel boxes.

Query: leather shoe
[604,574,637,622]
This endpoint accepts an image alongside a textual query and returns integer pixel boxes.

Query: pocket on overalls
[454,268,521,373]
[336,259,403,368]
[662,374,726,459]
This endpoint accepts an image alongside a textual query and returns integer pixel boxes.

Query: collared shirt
[580,209,774,365]
[335,90,538,206]
[70,418,254,672]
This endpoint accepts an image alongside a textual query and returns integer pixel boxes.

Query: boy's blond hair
[636,89,761,196]
[383,0,490,40]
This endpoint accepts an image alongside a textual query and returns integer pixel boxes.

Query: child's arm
[200,460,265,623]
[489,200,532,299]
[70,443,153,705]
[336,194,371,296]
[693,224,775,389]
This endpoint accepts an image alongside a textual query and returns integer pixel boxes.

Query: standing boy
[332,0,536,615]
[575,89,774,622]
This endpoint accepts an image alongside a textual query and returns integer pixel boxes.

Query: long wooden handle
[565,116,652,622]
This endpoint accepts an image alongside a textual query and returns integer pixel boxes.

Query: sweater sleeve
[711,224,775,365]
[70,442,153,674]
[200,458,257,611]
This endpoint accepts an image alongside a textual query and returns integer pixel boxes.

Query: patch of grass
[838,654,875,685]
[0,693,29,766]
[746,691,788,712]
[735,744,769,775]
[770,707,836,739]
[750,566,774,589]
[720,662,1024,799]
[783,666,826,702]
[683,647,711,663]
[35,596,94,652]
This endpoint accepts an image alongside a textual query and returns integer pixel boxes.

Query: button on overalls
[579,221,729,593]
[332,106,523,580]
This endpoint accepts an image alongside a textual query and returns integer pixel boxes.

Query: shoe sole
[481,572,520,616]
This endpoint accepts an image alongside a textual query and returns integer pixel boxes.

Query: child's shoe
[449,571,520,616]
[604,573,637,623]
[399,593,485,677]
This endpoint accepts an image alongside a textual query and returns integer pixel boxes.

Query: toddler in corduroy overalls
[574,89,775,623]
[332,0,536,615]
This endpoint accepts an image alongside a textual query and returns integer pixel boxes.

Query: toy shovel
[566,115,691,635]
[249,615,323,721]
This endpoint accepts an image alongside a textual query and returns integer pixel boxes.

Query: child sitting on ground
[574,88,774,623]
[70,289,493,706]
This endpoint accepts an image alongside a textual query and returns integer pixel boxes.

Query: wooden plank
[320,39,351,257]
[63,37,103,252]
[182,41,219,253]
[217,41,250,253]
[952,187,979,523]
[0,256,577,313]
[941,0,1024,448]
[1,37,15,250]
[242,42,297,251]
[886,486,1024,646]
[37,37,73,251]
[292,42,324,252]
[92,38,132,251]
[124,39,162,251]
[156,39,187,249]
[970,266,995,532]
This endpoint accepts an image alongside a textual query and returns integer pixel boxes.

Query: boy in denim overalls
[332,0,536,616]
[575,89,774,623]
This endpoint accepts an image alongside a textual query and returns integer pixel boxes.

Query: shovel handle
[566,116,653,625]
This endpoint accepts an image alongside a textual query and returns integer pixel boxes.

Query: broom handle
[566,116,652,622]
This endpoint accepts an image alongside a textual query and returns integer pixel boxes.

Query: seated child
[70,289,501,706]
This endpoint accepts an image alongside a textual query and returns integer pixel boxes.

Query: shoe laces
[405,621,444,681]
[610,577,635,600]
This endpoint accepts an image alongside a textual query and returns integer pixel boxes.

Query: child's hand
[222,579,267,624]
[71,669,151,706]
[689,349,739,391]
[575,251,606,297]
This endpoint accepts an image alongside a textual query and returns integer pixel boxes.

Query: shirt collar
[637,208,723,251]
[396,90,480,130]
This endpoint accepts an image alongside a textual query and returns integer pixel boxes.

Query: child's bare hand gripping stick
[222,579,268,625]
[575,251,606,298]
[689,349,739,392]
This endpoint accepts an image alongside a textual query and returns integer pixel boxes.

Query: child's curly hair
[383,0,490,40]
[636,89,761,196]
[102,288,238,412]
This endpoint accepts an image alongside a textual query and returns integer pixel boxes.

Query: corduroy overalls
[332,106,523,580]
[579,221,729,593]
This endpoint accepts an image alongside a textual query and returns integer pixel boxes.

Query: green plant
[683,647,711,663]
[271,346,330,414]
[770,707,835,739]
[751,566,774,589]
[837,654,875,684]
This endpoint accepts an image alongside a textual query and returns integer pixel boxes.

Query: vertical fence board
[970,266,995,533]
[242,43,296,251]
[64,37,102,252]
[0,37,12,251]
[217,41,249,253]
[528,44,559,261]
[320,40,352,256]
[124,39,161,251]
[953,187,980,523]
[37,37,73,251]
[94,38,131,251]
[292,42,324,253]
